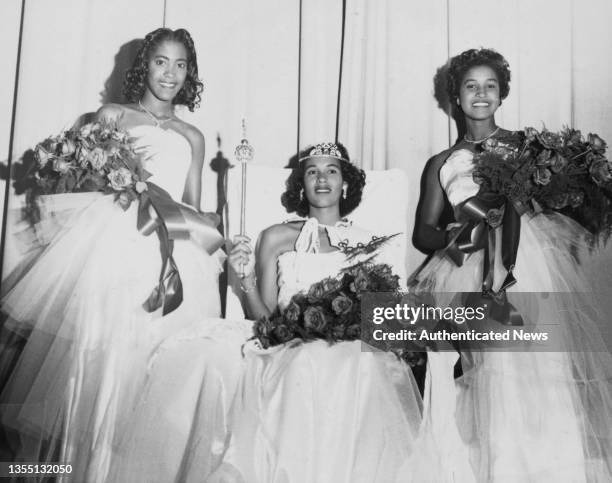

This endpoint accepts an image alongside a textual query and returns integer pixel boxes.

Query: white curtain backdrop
[2,0,612,291]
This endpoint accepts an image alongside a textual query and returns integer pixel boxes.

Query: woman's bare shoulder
[259,222,303,256]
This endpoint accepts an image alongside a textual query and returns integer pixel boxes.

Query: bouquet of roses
[26,121,147,214]
[472,127,612,238]
[253,258,399,349]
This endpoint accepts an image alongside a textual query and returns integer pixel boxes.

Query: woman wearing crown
[207,142,422,483]
[411,48,612,481]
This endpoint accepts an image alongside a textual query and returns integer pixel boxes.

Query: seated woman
[210,142,423,483]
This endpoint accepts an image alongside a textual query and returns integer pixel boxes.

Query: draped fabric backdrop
[2,0,612,300]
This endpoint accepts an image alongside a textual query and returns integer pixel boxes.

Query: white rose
[107,167,133,190]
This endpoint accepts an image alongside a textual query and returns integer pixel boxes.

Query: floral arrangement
[253,258,399,348]
[472,127,612,237]
[25,121,147,213]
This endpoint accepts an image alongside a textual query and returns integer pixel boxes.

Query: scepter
[234,119,254,276]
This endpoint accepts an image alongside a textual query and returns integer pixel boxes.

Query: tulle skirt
[209,339,423,483]
[107,317,254,483]
[413,211,612,482]
[1,193,225,481]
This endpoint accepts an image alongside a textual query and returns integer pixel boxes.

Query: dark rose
[549,153,568,173]
[322,278,341,292]
[303,306,328,332]
[536,130,563,149]
[568,191,584,208]
[533,167,552,186]
[588,133,607,154]
[548,193,569,210]
[307,281,328,303]
[345,324,361,339]
[524,127,538,142]
[255,316,275,339]
[331,294,353,315]
[536,149,552,166]
[486,208,504,228]
[349,269,370,293]
[590,159,612,185]
[566,129,583,147]
[273,324,294,343]
[331,324,346,339]
[283,301,301,323]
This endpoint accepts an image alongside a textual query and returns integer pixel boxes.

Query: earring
[300,188,304,201]
[342,186,347,200]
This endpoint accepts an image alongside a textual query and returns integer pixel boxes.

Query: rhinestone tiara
[298,142,349,163]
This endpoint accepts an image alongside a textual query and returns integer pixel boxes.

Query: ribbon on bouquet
[137,182,225,316]
[447,192,524,326]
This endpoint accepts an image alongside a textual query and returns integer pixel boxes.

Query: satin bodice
[129,125,192,201]
[439,149,479,209]
[276,218,373,309]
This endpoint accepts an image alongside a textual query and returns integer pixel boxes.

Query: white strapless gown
[209,219,423,483]
[414,149,612,482]
[1,125,250,481]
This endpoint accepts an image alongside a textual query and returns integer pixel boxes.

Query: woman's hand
[229,234,256,278]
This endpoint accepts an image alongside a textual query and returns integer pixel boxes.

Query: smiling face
[145,40,188,102]
[302,157,347,210]
[458,65,501,121]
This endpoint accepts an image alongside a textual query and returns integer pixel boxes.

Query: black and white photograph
[1,0,612,481]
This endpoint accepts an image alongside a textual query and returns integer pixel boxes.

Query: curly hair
[447,48,511,105]
[123,28,204,111]
[281,143,366,217]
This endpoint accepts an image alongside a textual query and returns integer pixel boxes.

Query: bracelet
[240,275,257,293]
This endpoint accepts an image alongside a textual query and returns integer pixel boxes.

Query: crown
[299,142,349,163]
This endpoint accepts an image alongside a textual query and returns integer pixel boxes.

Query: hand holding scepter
[234,119,254,277]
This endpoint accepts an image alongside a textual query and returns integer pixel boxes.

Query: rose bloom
[533,167,552,186]
[549,153,568,173]
[52,157,71,174]
[331,294,353,315]
[548,192,569,210]
[273,324,294,343]
[89,147,108,170]
[331,324,347,339]
[79,124,92,138]
[112,130,128,143]
[590,158,612,185]
[568,191,584,208]
[255,316,275,339]
[536,149,552,166]
[108,167,133,190]
[60,138,76,156]
[486,208,504,228]
[303,306,328,332]
[345,323,361,339]
[524,127,538,141]
[77,145,90,166]
[307,281,328,303]
[35,144,52,167]
[536,130,563,149]
[283,301,302,323]
[349,271,370,293]
[588,133,607,154]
